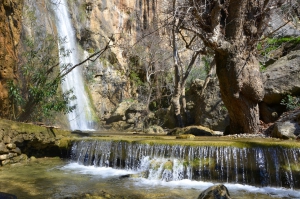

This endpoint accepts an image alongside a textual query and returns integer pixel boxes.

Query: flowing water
[53,0,95,131]
[69,140,300,198]
[1,145,300,198]
[43,2,300,198]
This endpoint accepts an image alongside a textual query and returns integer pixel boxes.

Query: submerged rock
[0,142,9,154]
[197,184,231,199]
[0,192,17,199]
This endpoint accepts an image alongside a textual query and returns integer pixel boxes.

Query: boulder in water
[197,184,231,199]
[0,192,17,199]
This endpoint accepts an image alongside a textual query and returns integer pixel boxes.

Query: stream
[1,140,300,199]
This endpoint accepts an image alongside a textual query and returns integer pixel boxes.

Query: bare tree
[169,0,206,127]
[170,0,299,134]
[125,32,172,110]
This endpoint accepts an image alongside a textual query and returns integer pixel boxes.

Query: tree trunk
[215,51,264,134]
[146,85,153,111]
[18,100,35,122]
[181,87,192,125]
[200,59,216,97]
[171,1,183,128]
[172,63,183,128]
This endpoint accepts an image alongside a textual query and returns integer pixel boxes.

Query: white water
[67,140,300,197]
[53,0,95,131]
[71,140,300,189]
[61,162,300,199]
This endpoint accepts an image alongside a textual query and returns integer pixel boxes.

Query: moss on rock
[168,126,214,136]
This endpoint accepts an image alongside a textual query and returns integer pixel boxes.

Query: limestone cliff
[66,0,160,120]
[0,0,23,118]
[14,0,161,124]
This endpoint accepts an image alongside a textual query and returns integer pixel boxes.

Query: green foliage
[258,36,300,56]
[259,64,267,72]
[129,71,143,87]
[202,56,211,75]
[185,56,210,89]
[7,80,23,106]
[220,105,227,112]
[8,32,76,122]
[280,95,300,111]
[122,98,135,103]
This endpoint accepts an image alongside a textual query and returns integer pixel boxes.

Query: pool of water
[0,158,299,199]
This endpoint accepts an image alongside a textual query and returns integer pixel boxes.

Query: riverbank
[0,119,74,166]
[1,118,300,166]
[71,131,300,148]
[1,119,300,198]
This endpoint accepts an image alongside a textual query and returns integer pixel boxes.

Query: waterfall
[71,140,300,189]
[53,1,95,131]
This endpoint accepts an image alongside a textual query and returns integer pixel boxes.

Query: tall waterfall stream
[53,0,95,131]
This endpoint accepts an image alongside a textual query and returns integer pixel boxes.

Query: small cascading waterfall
[53,0,95,131]
[71,140,300,189]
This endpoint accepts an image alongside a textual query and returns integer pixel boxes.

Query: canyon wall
[0,0,24,118]
[66,0,163,121]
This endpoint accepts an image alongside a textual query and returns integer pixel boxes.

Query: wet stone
[1,159,11,166]
[3,135,11,144]
[12,154,28,163]
[0,154,8,160]
[0,192,17,199]
[0,142,9,154]
[8,153,17,158]
[11,147,21,155]
[6,143,16,150]
[198,184,231,199]
[12,134,24,143]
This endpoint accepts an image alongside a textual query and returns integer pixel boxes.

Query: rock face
[105,100,150,131]
[262,51,300,105]
[0,119,72,166]
[197,184,231,199]
[271,109,300,139]
[261,50,300,122]
[66,0,159,120]
[267,10,300,38]
[0,0,24,118]
[144,125,165,134]
[191,78,229,131]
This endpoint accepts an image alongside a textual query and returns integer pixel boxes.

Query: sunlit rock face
[0,0,24,117]
[66,0,162,120]
[15,0,162,123]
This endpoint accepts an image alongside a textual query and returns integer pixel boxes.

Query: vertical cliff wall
[1,0,161,124]
[0,0,23,118]
[65,0,161,121]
